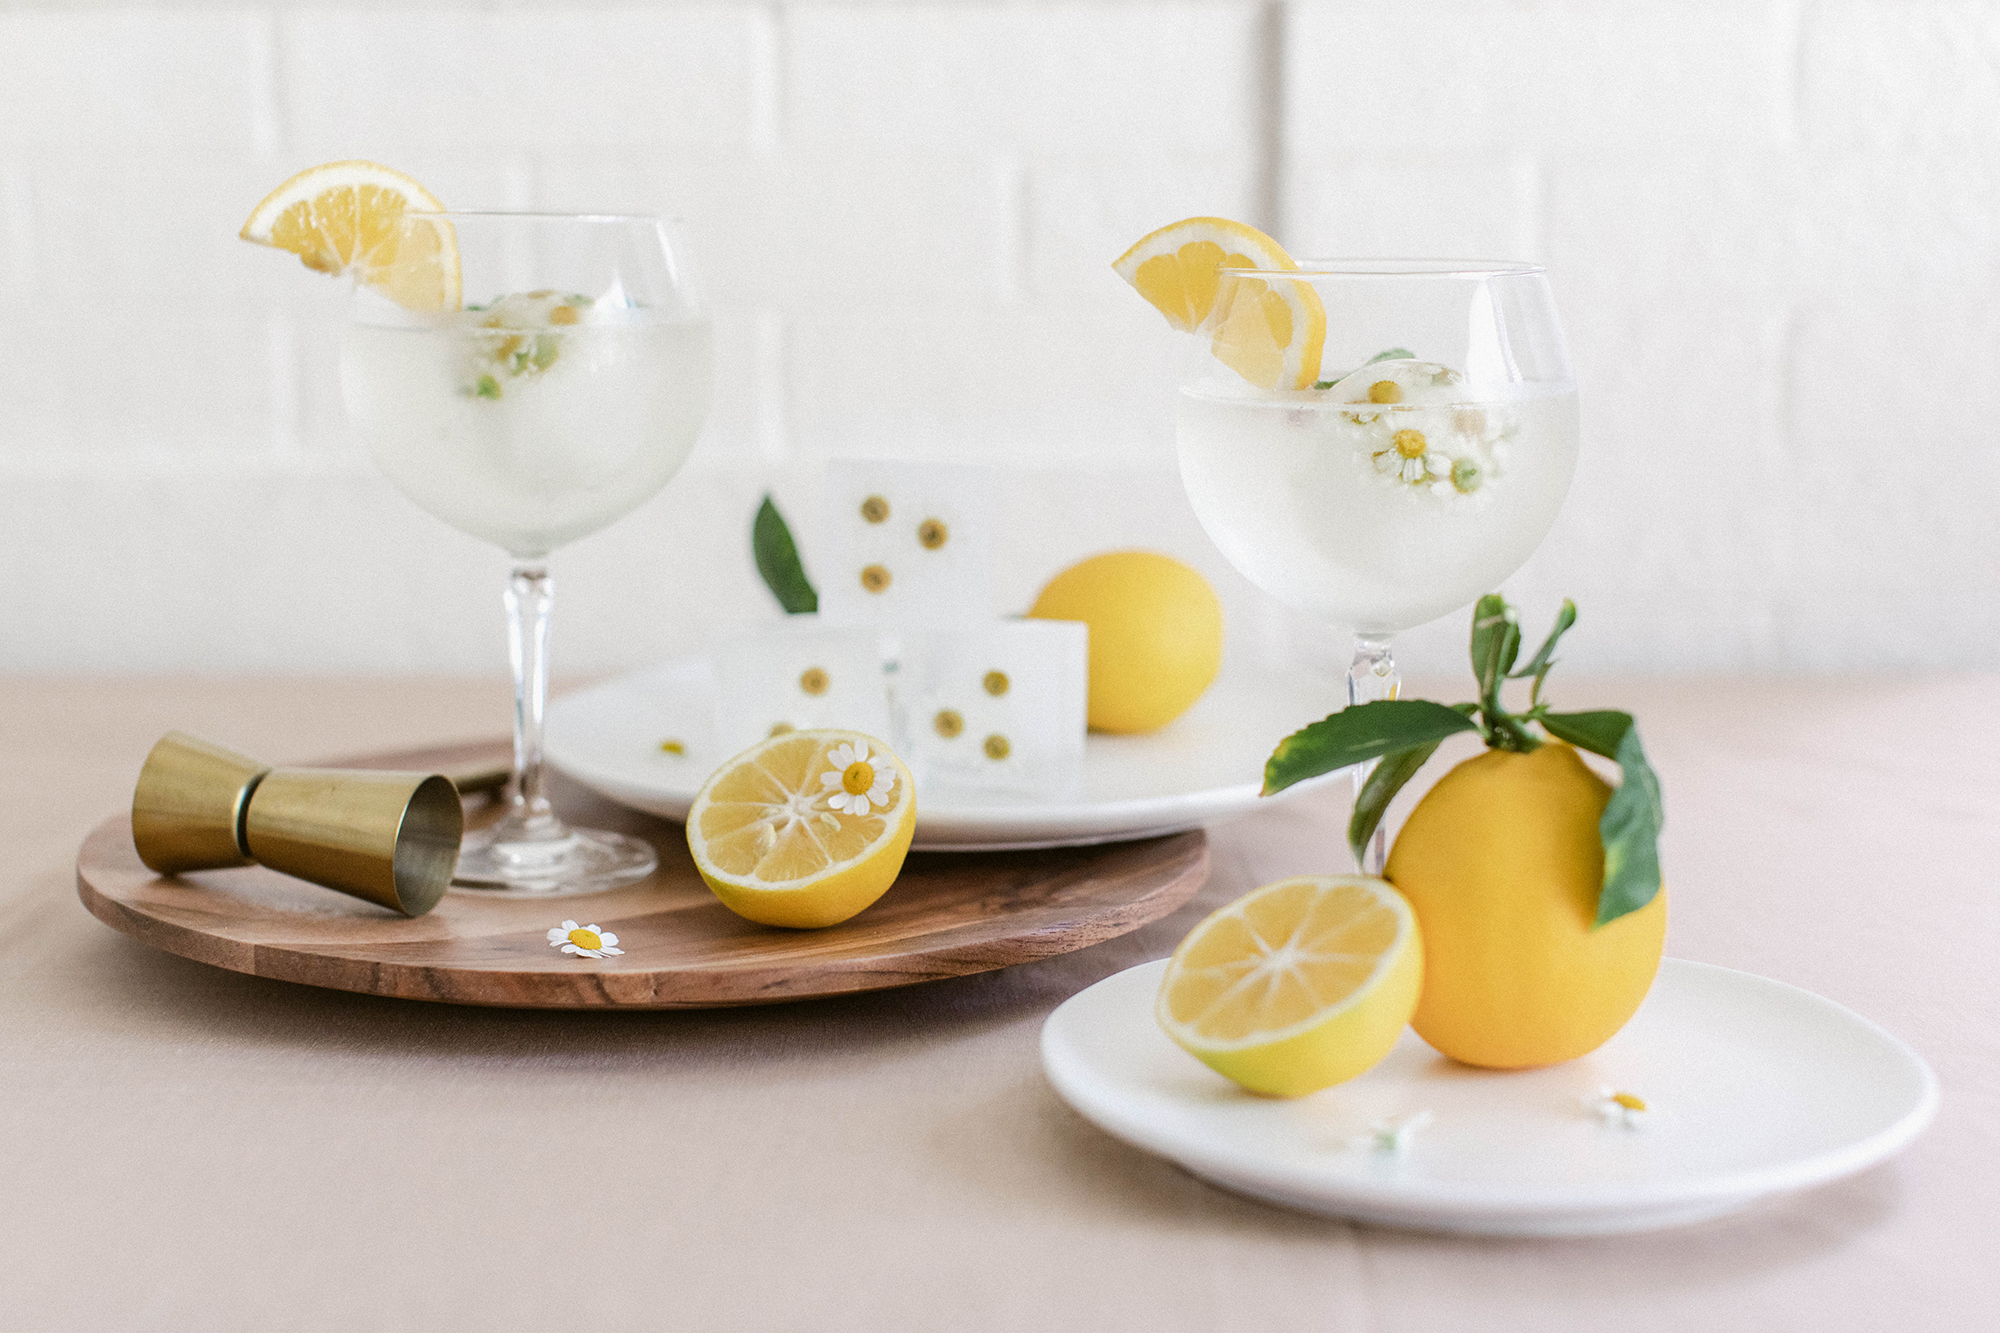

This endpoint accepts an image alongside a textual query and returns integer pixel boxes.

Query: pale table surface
[2,676,1994,1331]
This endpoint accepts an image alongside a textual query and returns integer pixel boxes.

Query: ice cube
[896,620,1087,799]
[1324,358,1466,409]
[712,619,896,756]
[814,462,996,627]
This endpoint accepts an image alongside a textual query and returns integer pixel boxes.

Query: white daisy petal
[1426,453,1450,476]
[849,795,872,816]
[820,771,844,791]
[562,920,580,931]
[598,932,618,947]
[546,929,566,943]
[561,944,580,954]
[602,946,624,955]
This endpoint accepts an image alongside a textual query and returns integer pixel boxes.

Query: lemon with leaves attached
[1387,743,1666,1068]
[686,729,915,928]
[1028,551,1222,734]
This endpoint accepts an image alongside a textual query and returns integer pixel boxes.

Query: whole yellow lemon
[1028,551,1222,734]
[1385,742,1666,1069]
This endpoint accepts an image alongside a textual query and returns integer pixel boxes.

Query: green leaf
[1538,709,1629,761]
[752,495,818,614]
[1263,699,1480,796]
[1345,708,1471,865]
[1541,710,1665,926]
[1469,593,1521,704]
[1312,347,1419,390]
[1509,599,1576,684]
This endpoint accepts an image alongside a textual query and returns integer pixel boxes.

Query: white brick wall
[2,1,1996,678]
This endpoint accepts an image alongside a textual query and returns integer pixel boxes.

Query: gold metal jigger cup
[131,732,464,917]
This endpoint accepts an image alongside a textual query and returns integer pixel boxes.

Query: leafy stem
[1260,594,1663,925]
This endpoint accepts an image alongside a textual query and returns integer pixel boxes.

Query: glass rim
[1217,258,1545,279]
[400,209,681,225]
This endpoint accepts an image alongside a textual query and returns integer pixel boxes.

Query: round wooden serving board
[76,739,1209,1009]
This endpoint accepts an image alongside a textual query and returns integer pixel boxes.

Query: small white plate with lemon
[1044,952,1940,1236]
[547,657,1347,851]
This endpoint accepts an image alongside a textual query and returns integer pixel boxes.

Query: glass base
[452,821,658,897]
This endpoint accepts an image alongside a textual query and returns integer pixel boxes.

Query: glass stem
[1348,634,1400,875]
[505,561,559,835]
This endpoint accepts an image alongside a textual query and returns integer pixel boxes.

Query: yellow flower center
[1394,428,1428,459]
[567,928,602,950]
[1611,1092,1647,1112]
[842,761,876,795]
[1368,379,1403,404]
[983,670,1010,696]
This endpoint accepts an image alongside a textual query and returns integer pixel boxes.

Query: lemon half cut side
[685,729,917,929]
[240,160,460,312]
[1156,874,1422,1097]
[1112,216,1325,390]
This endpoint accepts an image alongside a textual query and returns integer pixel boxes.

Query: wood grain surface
[75,738,1209,1009]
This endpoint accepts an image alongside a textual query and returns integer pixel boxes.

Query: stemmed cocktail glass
[1176,261,1577,872]
[342,212,712,894]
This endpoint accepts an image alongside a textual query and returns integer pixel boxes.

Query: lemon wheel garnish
[685,729,916,929]
[240,160,460,311]
[1156,874,1422,1097]
[1112,216,1325,390]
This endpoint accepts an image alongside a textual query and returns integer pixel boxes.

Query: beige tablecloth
[1,676,1994,1330]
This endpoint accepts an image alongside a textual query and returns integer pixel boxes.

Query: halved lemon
[685,730,916,929]
[1156,874,1422,1097]
[1112,216,1325,389]
[240,160,460,311]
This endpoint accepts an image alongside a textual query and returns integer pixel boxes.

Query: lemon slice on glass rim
[240,159,460,311]
[686,729,917,929]
[1113,215,1325,390]
[1157,874,1422,1097]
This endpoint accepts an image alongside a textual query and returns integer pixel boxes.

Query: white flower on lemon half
[686,729,916,929]
[819,741,896,816]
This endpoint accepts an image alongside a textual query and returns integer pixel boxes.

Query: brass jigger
[130,731,464,917]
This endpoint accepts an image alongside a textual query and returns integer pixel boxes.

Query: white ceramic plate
[1042,958,1938,1236]
[546,658,1345,850]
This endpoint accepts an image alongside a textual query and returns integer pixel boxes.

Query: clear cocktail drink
[1178,382,1578,635]
[345,304,711,559]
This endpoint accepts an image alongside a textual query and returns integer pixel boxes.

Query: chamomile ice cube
[1323,359,1513,498]
[896,620,1087,799]
[814,463,996,627]
[712,620,896,755]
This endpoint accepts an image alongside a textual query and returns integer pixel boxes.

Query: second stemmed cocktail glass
[342,212,713,894]
[1176,261,1577,872]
